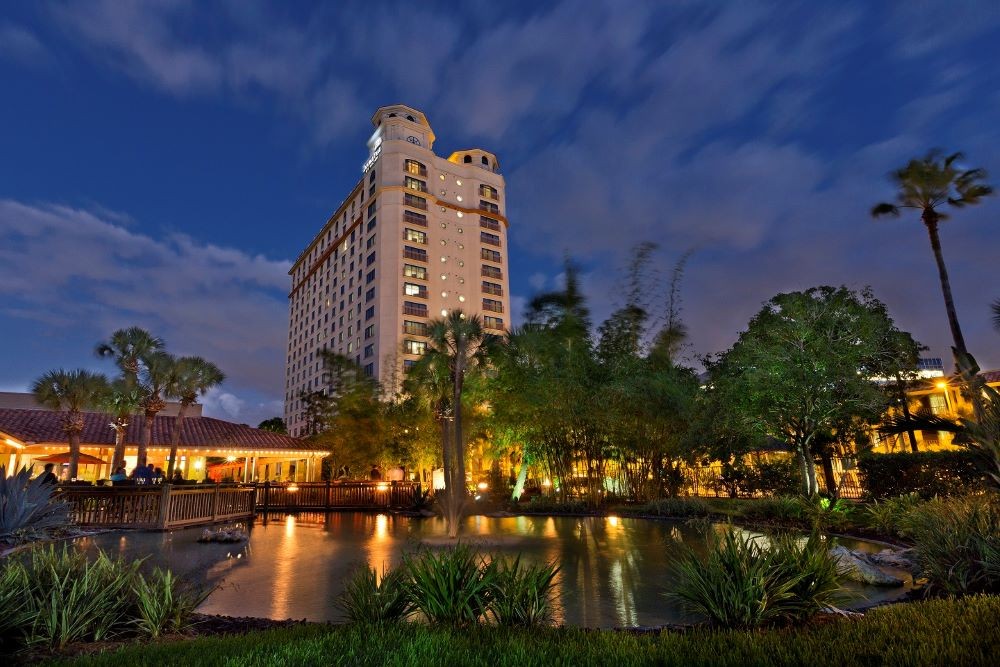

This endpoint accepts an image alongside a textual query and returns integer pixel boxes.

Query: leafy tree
[871,150,992,394]
[708,286,920,495]
[165,357,225,478]
[31,369,108,479]
[257,417,287,434]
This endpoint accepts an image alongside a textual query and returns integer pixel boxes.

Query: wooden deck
[57,481,423,530]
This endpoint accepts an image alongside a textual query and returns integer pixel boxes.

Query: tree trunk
[797,450,811,496]
[453,361,466,508]
[166,404,189,478]
[112,427,126,470]
[820,452,837,499]
[68,431,80,480]
[900,395,919,453]
[924,214,968,357]
[138,411,155,468]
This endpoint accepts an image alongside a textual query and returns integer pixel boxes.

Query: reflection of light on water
[375,514,388,541]
[271,515,298,619]
[607,516,619,528]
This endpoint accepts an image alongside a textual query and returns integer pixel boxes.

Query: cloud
[0,199,291,400]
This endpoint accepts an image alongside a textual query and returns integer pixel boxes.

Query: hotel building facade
[284,105,511,437]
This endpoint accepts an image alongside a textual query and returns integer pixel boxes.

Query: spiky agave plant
[132,567,214,638]
[403,546,498,626]
[0,467,70,544]
[489,555,560,628]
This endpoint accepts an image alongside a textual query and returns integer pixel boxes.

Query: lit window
[456,195,463,202]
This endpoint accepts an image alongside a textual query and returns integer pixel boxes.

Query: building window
[405,159,427,177]
[479,200,499,214]
[463,155,472,164]
[481,281,503,296]
[404,246,428,262]
[403,264,427,280]
[480,231,501,247]
[481,248,501,263]
[366,252,376,266]
[367,217,377,232]
[403,301,428,317]
[481,156,489,166]
[367,202,376,217]
[369,169,376,184]
[364,344,375,358]
[366,235,376,249]
[480,216,501,231]
[404,282,428,298]
[366,269,375,284]
[404,339,427,355]
[403,359,417,370]
[404,193,428,210]
[404,228,427,244]
[364,324,375,338]
[484,316,504,330]
[403,210,427,227]
[365,287,376,302]
[405,176,427,193]
[479,184,498,200]
[481,264,502,279]
[363,362,374,377]
[365,306,375,319]
[402,320,428,336]
[483,298,503,313]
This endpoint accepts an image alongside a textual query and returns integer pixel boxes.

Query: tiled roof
[981,369,1000,384]
[0,408,323,453]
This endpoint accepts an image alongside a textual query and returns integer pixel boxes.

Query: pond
[74,513,914,628]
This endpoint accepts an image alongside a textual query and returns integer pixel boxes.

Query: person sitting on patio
[171,470,185,484]
[369,465,382,481]
[110,466,128,483]
[38,463,59,486]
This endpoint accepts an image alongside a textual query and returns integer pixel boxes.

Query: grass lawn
[48,596,1000,667]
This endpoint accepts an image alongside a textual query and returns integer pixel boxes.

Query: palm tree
[136,351,176,469]
[410,311,495,538]
[95,327,164,386]
[872,150,993,380]
[992,299,1000,334]
[165,356,225,479]
[31,369,108,480]
[97,379,144,471]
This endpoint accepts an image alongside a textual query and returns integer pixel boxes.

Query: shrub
[641,497,710,518]
[404,546,498,626]
[669,530,842,628]
[337,564,413,624]
[0,466,70,544]
[864,492,923,536]
[16,545,139,649]
[749,459,802,497]
[799,495,856,532]
[858,451,988,499]
[133,567,213,638]
[901,494,1000,596]
[520,497,590,514]
[489,556,560,628]
[0,563,29,650]
[741,496,804,522]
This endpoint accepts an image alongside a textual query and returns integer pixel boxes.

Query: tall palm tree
[165,356,225,479]
[31,369,108,480]
[872,150,993,380]
[97,379,144,471]
[137,351,176,469]
[411,311,495,538]
[992,299,1000,334]
[95,327,164,386]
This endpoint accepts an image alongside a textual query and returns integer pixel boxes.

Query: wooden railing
[57,484,256,530]
[256,481,422,512]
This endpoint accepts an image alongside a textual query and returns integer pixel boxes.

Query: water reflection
[75,514,912,627]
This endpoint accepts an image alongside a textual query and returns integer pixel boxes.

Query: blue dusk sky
[1,1,999,426]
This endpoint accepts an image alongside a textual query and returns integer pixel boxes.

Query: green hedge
[51,596,1000,667]
[857,451,989,499]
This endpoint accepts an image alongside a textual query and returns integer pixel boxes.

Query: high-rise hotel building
[284,105,511,437]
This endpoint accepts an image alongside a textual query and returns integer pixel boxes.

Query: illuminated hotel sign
[361,143,382,173]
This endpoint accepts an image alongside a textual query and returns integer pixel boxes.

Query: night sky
[1,1,999,426]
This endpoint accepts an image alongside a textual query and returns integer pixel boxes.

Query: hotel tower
[284,105,511,437]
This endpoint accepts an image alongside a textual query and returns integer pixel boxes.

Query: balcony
[403,247,428,262]
[402,322,429,336]
[481,249,501,263]
[480,216,501,232]
[404,194,428,210]
[479,184,498,200]
[481,282,503,296]
[483,300,504,314]
[479,201,499,214]
[403,303,428,317]
[481,266,503,279]
[405,177,428,193]
[403,210,428,227]
[405,160,428,177]
[403,286,429,299]
[480,232,501,247]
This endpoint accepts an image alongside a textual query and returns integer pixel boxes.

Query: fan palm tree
[31,369,108,480]
[97,379,144,471]
[410,311,495,538]
[871,150,993,378]
[136,351,176,469]
[165,356,225,479]
[992,299,1000,334]
[95,327,164,386]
